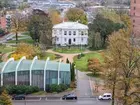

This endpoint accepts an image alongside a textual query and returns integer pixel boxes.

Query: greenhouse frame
[0,56,70,91]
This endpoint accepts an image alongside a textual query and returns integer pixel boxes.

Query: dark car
[62,94,77,100]
[12,94,26,100]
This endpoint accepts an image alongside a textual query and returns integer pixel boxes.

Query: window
[81,31,84,35]
[133,12,135,16]
[65,38,67,42]
[73,31,76,35]
[134,7,136,10]
[134,0,136,3]
[73,38,76,42]
[69,31,71,35]
[133,20,135,23]
[81,38,83,42]
[64,31,67,35]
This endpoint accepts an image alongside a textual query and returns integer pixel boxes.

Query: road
[13,98,111,105]
[76,70,92,97]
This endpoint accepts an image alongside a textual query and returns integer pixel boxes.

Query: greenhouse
[0,56,70,91]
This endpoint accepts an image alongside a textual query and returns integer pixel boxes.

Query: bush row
[46,84,68,93]
[0,85,39,95]
[0,84,69,95]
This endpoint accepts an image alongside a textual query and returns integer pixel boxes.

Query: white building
[52,22,88,46]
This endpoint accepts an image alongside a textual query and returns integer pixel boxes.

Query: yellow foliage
[11,43,39,60]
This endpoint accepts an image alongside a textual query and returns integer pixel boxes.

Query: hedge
[46,84,68,93]
[0,85,39,95]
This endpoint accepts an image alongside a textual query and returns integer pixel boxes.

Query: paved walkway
[46,49,91,63]
[1,52,13,62]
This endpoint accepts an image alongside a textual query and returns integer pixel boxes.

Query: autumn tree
[11,11,28,44]
[66,8,88,25]
[28,9,53,48]
[49,9,62,25]
[11,43,40,60]
[88,58,102,75]
[105,29,140,105]
[0,89,12,105]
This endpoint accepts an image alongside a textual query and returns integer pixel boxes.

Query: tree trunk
[123,82,129,105]
[112,80,116,105]
[16,32,18,44]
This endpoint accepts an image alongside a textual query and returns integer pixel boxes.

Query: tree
[11,11,27,44]
[88,58,102,75]
[90,14,124,47]
[105,29,140,105]
[71,63,75,82]
[28,9,53,47]
[66,8,88,25]
[49,9,62,25]
[66,58,70,64]
[0,89,12,105]
[11,43,40,60]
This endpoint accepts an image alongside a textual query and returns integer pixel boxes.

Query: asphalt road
[13,99,111,105]
[76,70,92,97]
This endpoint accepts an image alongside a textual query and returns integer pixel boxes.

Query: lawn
[54,47,85,54]
[40,53,58,60]
[74,51,104,71]
[6,38,35,44]
[12,35,30,39]
[0,45,15,53]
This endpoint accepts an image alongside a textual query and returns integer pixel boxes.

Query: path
[1,52,12,62]
[46,49,91,63]
[76,70,92,97]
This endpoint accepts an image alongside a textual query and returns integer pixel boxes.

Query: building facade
[0,15,11,30]
[52,22,88,46]
[131,0,140,36]
[0,57,70,91]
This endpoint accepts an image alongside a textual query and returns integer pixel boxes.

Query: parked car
[98,93,112,100]
[62,94,77,100]
[12,94,26,100]
[6,37,12,41]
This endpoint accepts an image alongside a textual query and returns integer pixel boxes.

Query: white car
[98,93,112,100]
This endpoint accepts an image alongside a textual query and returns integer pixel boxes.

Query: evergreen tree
[0,89,12,105]
[66,58,70,64]
[71,63,75,82]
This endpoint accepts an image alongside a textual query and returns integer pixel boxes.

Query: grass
[12,35,30,38]
[31,91,47,95]
[74,51,104,72]
[6,38,35,44]
[40,53,57,60]
[54,47,85,54]
[0,45,15,53]
[21,32,30,36]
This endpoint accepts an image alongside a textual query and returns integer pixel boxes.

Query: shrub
[5,85,39,95]
[46,84,68,93]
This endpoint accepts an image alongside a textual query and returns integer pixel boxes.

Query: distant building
[0,57,70,91]
[52,22,88,46]
[0,17,6,29]
[130,0,140,36]
[0,14,11,30]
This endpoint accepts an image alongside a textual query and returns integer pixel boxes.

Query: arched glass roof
[0,57,70,73]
